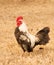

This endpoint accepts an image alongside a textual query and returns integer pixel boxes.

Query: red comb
[16,16,23,22]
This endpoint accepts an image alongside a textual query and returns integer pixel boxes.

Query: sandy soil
[0,0,54,65]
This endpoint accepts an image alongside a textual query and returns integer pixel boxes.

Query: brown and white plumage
[16,16,36,48]
[14,27,33,52]
[14,16,50,52]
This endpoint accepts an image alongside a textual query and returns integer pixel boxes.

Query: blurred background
[0,0,54,65]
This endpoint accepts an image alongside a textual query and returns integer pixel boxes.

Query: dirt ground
[0,0,54,65]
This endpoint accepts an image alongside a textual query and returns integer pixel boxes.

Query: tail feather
[37,27,50,35]
[35,27,50,45]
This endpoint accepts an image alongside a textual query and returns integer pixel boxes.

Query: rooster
[15,16,37,52]
[14,16,50,52]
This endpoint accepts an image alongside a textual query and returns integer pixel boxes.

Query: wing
[14,27,32,52]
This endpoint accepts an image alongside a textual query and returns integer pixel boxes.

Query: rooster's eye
[17,21,22,26]
[18,21,22,24]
